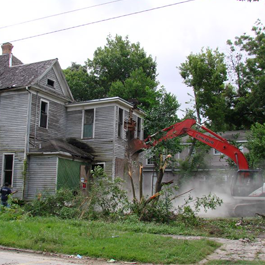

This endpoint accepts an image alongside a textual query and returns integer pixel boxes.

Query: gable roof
[0,52,74,101]
[0,55,57,90]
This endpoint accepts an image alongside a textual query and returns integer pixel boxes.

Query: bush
[24,166,129,220]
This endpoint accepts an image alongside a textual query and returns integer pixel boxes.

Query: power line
[0,0,124,30]
[3,0,195,44]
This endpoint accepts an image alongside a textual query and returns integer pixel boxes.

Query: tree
[179,48,228,131]
[143,89,181,194]
[108,68,159,110]
[246,122,265,168]
[64,35,158,108]
[63,63,91,101]
[87,35,158,104]
[226,20,265,129]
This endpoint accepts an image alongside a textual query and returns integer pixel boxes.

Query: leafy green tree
[143,90,181,193]
[226,20,265,129]
[108,68,159,109]
[246,122,265,168]
[63,63,91,101]
[64,35,158,108]
[86,35,158,103]
[179,48,228,131]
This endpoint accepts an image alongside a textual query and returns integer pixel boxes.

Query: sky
[0,0,264,116]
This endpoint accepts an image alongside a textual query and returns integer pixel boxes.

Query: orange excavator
[130,119,265,216]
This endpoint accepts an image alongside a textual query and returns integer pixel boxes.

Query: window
[83,109,94,138]
[146,157,155,165]
[118,108,123,137]
[92,163,105,171]
[47,79,55,87]
[137,117,141,139]
[40,100,49,128]
[2,154,14,186]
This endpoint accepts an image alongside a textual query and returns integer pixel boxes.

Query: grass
[0,216,220,264]
[0,209,265,264]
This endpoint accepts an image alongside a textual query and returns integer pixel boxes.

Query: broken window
[118,108,123,138]
[40,100,49,128]
[83,109,94,138]
[3,154,14,186]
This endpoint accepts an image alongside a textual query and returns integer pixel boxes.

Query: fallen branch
[170,189,193,202]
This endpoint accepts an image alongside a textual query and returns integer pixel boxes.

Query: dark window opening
[40,101,48,128]
[47,79,55,87]
[83,109,94,138]
[118,108,123,137]
[137,117,141,138]
[3,154,14,186]
[92,163,104,171]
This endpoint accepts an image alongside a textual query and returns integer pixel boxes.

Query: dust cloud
[172,172,237,218]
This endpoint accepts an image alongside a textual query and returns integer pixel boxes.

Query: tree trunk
[139,164,143,201]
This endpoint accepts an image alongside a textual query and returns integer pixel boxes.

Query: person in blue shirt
[0,182,12,207]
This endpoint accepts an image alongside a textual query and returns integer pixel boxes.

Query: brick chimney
[1,42,13,55]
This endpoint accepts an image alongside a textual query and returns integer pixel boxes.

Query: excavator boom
[131,119,249,170]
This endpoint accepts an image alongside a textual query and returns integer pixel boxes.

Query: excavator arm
[130,118,249,170]
[130,118,265,215]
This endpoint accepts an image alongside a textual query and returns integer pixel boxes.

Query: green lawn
[0,217,220,264]
[0,212,264,264]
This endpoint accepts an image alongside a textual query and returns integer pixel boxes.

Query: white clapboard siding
[25,155,58,200]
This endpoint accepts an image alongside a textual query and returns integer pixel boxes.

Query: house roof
[67,96,145,116]
[0,53,57,90]
[30,139,94,161]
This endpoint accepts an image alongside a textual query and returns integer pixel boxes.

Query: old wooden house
[0,43,144,200]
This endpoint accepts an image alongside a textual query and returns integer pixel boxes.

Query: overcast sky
[0,0,264,116]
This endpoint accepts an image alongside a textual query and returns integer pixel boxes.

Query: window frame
[1,153,15,187]
[39,99,49,129]
[82,108,95,139]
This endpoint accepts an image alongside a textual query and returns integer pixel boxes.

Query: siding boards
[0,91,28,150]
[25,155,58,200]
[39,68,64,96]
[94,106,114,139]
[66,110,82,138]
[29,93,67,148]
